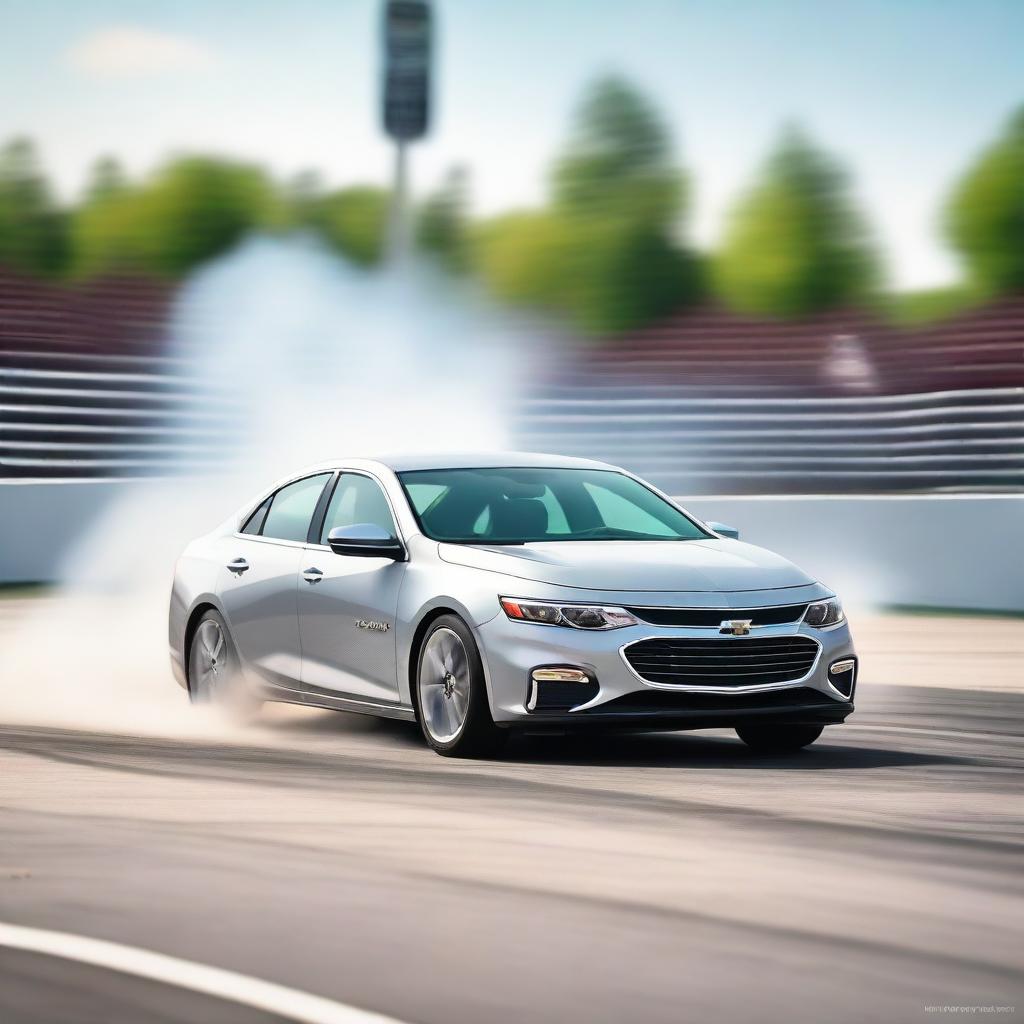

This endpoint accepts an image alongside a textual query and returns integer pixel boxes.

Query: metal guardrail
[516,385,1024,494]
[0,349,240,479]
[2,348,1022,493]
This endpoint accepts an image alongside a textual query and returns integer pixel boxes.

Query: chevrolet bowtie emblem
[720,619,752,636]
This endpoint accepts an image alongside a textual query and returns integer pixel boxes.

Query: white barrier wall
[1,482,1021,611]
[683,494,1023,613]
[1,482,121,586]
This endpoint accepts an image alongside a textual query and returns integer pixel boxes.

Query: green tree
[475,75,697,335]
[71,187,146,278]
[71,156,139,277]
[714,127,877,318]
[417,166,470,271]
[556,218,693,334]
[887,284,978,326]
[473,211,569,310]
[0,137,68,276]
[283,168,327,229]
[309,186,390,267]
[73,155,280,278]
[945,106,1024,296]
[552,75,681,225]
[137,157,281,276]
[83,156,128,203]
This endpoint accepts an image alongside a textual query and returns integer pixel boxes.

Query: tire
[415,614,505,758]
[735,722,823,754]
[188,609,262,721]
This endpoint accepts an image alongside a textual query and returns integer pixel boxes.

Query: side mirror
[327,524,405,560]
[707,521,740,540]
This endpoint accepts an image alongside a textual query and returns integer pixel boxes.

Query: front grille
[625,604,808,627]
[623,635,820,687]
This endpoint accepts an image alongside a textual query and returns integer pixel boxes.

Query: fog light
[827,658,857,699]
[528,667,598,712]
[531,668,590,683]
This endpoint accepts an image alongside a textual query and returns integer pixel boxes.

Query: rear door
[298,471,407,704]
[219,472,332,694]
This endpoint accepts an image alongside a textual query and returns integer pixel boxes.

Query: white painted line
[0,922,407,1024]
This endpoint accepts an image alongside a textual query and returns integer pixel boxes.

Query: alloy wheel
[419,626,472,743]
[191,618,226,701]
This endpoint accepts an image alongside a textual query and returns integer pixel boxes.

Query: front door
[298,472,407,704]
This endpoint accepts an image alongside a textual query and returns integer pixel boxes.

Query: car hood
[437,539,815,594]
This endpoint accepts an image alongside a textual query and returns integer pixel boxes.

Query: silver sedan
[169,453,857,756]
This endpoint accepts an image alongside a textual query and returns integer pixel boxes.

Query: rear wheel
[735,723,823,753]
[188,609,261,721]
[416,615,504,758]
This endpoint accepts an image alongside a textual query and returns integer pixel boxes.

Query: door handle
[227,558,250,575]
[302,567,324,584]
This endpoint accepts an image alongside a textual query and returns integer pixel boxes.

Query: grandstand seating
[0,270,236,478]
[518,302,1023,493]
[1,271,1021,492]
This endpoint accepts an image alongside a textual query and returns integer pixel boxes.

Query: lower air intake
[529,677,600,712]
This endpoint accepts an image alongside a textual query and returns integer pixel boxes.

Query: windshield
[398,467,710,544]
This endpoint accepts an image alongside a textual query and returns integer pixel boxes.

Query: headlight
[499,597,638,630]
[803,598,844,628]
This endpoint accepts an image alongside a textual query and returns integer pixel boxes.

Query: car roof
[242,452,624,524]
[271,453,621,492]
[357,451,618,473]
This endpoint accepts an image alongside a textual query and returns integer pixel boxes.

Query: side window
[241,496,272,536]
[583,481,677,537]
[261,474,331,543]
[320,473,397,543]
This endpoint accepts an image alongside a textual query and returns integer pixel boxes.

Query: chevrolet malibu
[169,454,857,757]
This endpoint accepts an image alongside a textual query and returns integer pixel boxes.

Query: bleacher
[517,302,1024,493]
[0,270,236,479]
[558,301,1024,395]
[1,270,1021,492]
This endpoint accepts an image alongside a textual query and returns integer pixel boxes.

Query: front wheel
[416,615,505,758]
[735,723,823,753]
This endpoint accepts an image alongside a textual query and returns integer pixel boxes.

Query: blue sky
[2,0,1022,288]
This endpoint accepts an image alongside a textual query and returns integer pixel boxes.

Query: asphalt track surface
[1,683,1021,1024]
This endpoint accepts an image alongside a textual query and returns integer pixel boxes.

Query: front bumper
[476,611,857,731]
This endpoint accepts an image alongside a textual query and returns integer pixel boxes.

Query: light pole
[381,0,433,264]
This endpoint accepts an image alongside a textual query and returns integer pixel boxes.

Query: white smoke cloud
[0,235,539,734]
